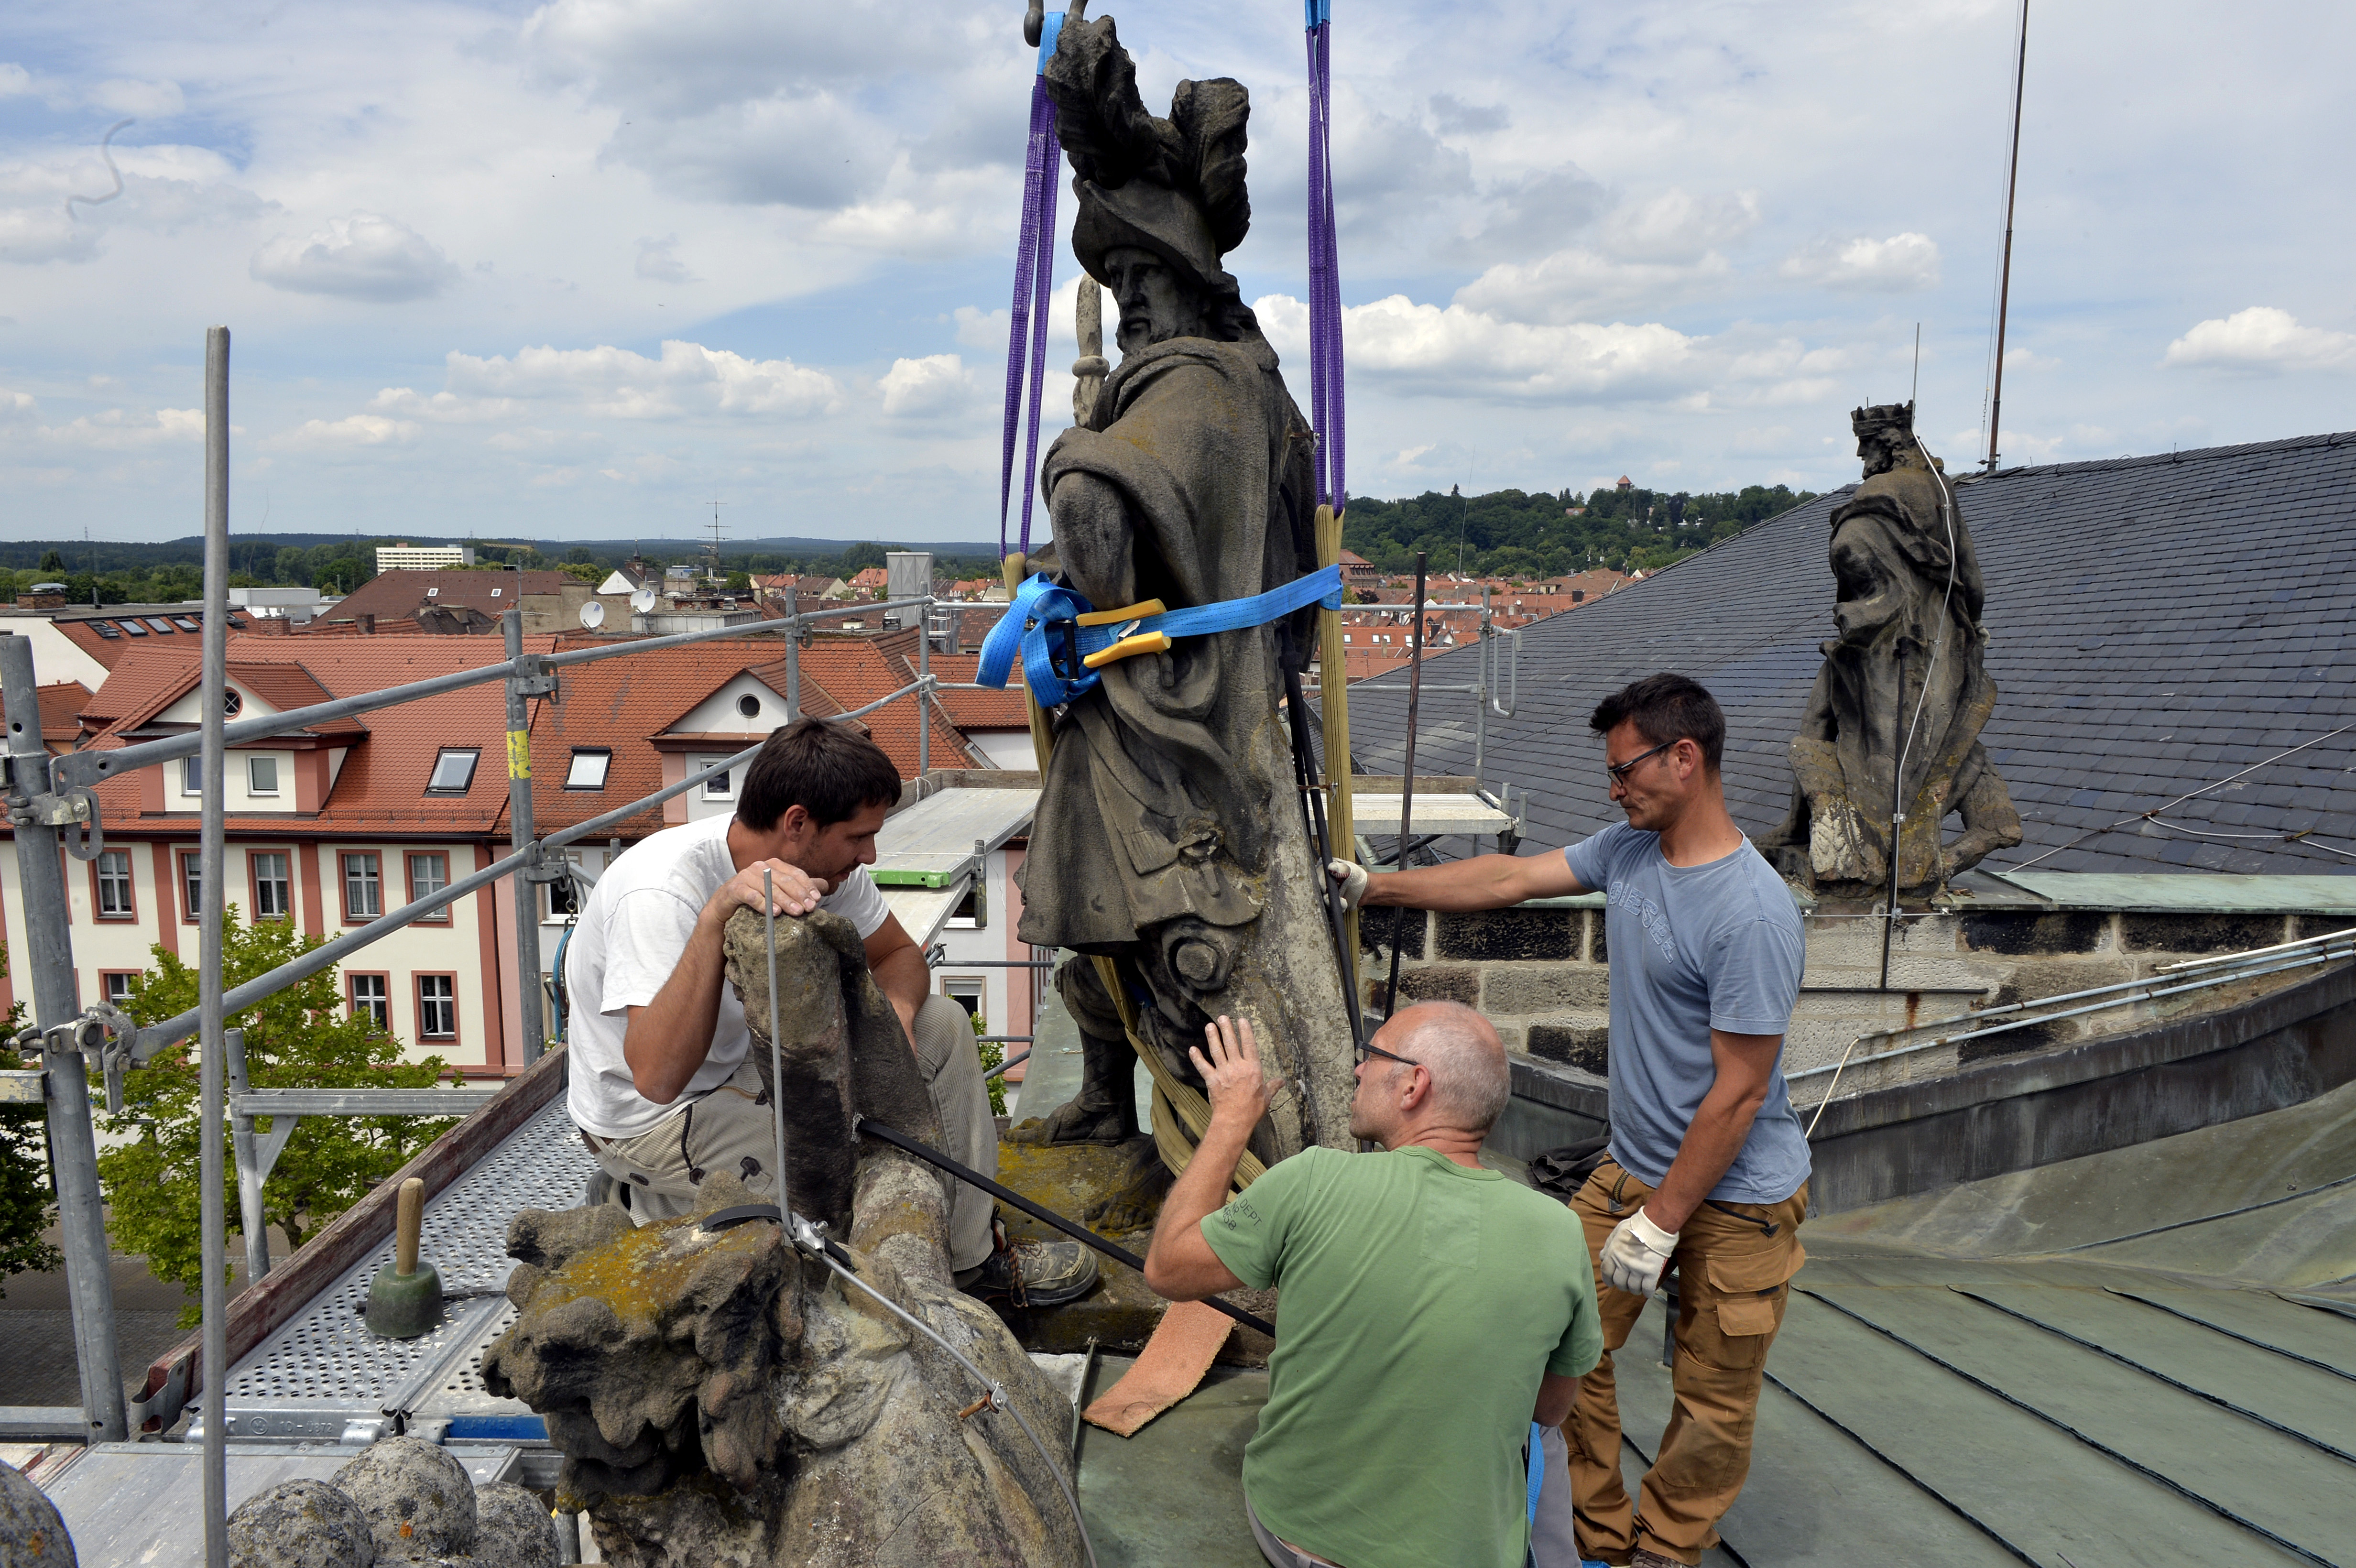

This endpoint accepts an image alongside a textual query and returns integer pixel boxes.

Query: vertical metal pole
[0,637,124,1442]
[1383,553,1428,1020]
[1984,0,2029,473]
[784,608,801,725]
[1472,584,1491,792]
[917,596,932,777]
[198,322,231,1568]
[503,610,545,1065]
[224,1027,268,1283]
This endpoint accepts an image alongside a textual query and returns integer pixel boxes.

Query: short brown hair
[1590,673,1725,773]
[736,718,901,831]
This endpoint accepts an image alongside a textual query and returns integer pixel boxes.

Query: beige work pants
[1561,1158,1807,1567]
[585,994,999,1272]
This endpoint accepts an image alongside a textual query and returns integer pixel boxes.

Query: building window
[179,851,202,922]
[342,852,382,920]
[247,755,279,795]
[948,881,984,929]
[736,693,761,718]
[181,755,202,796]
[425,749,480,794]
[94,850,134,918]
[702,761,732,798]
[102,972,138,1007]
[565,750,611,790]
[417,975,457,1038]
[546,864,580,920]
[349,973,389,1029]
[943,978,983,1017]
[251,852,291,921]
[407,853,450,921]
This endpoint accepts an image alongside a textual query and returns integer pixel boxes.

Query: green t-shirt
[1202,1144,1603,1568]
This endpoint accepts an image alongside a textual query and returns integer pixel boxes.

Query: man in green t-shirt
[1144,1002,1604,1568]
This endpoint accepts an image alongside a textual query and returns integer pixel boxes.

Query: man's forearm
[871,942,929,1042]
[1364,851,1574,912]
[1646,1090,1764,1232]
[1143,1116,1254,1292]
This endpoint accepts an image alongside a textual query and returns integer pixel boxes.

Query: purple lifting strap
[998,78,1060,563]
[1305,12,1346,512]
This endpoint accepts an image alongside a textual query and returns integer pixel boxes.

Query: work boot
[1631,1549,1693,1568]
[957,1216,1099,1308]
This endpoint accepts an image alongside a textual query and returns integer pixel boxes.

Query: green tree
[838,541,887,574]
[0,942,61,1298]
[37,550,65,574]
[99,912,457,1326]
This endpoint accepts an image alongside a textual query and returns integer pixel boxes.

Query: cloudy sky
[3,0,2351,550]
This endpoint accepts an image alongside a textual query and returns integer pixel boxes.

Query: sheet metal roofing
[1342,431,2356,875]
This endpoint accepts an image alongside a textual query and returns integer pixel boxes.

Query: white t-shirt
[565,813,891,1140]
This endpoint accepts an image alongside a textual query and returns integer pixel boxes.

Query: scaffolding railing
[0,330,1029,1518]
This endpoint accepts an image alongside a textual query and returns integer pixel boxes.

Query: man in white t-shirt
[566,717,1096,1304]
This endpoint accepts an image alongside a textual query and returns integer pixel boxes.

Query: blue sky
[3,0,2352,549]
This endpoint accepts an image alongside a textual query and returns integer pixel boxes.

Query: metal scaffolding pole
[198,323,232,1567]
[223,1027,268,1284]
[503,610,545,1065]
[0,637,124,1442]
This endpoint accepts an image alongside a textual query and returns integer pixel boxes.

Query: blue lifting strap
[978,564,1344,706]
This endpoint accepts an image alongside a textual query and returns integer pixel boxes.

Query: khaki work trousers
[1561,1158,1807,1567]
[585,994,1000,1273]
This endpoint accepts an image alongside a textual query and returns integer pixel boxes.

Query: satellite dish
[578,599,606,629]
[630,587,657,614]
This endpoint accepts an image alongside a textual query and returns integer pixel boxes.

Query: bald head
[1379,1002,1511,1133]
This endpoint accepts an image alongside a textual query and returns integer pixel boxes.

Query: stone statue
[1767,402,2023,896]
[1009,10,1357,1174]
[483,911,1084,1568]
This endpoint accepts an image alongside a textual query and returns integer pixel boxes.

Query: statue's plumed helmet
[1044,14,1251,295]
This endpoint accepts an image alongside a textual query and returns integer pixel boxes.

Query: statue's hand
[1191,1015,1276,1137]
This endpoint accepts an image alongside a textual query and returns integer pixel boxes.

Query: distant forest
[0,479,1818,604]
[1342,482,1821,579]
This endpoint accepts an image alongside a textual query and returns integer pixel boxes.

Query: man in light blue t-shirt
[1331,673,1809,1568]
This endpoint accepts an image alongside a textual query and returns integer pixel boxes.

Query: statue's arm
[1047,468,1137,607]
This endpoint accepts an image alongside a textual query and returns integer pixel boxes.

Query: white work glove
[1599,1207,1680,1297]
[1327,858,1369,913]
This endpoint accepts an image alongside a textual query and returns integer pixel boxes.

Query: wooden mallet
[365,1176,444,1339]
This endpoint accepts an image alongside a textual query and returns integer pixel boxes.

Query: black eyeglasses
[1606,738,1679,784]
[1357,1039,1421,1069]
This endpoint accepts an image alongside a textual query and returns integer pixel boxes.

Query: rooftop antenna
[1983,0,2029,473]
[705,494,725,583]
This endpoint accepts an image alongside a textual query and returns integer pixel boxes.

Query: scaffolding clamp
[509,652,560,700]
[13,1004,135,1111]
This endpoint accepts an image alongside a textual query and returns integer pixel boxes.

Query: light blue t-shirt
[1563,823,1810,1204]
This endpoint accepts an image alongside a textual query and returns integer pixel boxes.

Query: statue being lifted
[1767,402,2023,897]
[1011,9,1358,1176]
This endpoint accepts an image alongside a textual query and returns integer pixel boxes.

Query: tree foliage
[0,942,61,1298]
[98,912,456,1326]
[1342,481,1819,580]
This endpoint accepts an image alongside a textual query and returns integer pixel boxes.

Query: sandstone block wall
[1362,898,2344,1102]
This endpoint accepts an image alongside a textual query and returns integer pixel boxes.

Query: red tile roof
[319,570,575,628]
[36,682,90,746]
[927,653,1028,728]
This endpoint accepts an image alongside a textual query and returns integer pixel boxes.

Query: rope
[999,14,1065,563]
[1304,0,1346,511]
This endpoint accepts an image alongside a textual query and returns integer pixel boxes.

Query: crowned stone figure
[1009,10,1356,1175]
[1767,402,2024,897]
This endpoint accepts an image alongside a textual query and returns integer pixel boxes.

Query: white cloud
[2162,307,2356,372]
[440,340,843,418]
[633,235,696,283]
[26,407,204,449]
[1259,292,1705,402]
[0,388,35,419]
[878,354,979,418]
[1602,189,1759,263]
[1454,249,1734,325]
[250,213,459,302]
[265,414,420,451]
[953,305,1010,348]
[1780,233,1942,292]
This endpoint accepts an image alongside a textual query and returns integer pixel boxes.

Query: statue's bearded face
[1855,428,1901,477]
[1103,246,1208,357]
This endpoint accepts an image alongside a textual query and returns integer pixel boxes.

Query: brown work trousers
[1561,1158,1807,1567]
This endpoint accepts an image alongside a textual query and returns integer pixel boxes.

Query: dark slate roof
[1339,430,2356,875]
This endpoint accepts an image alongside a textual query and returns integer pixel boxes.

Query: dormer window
[425,749,480,794]
[491,587,502,599]
[565,749,611,790]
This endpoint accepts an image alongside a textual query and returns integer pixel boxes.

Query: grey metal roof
[1339,431,2356,875]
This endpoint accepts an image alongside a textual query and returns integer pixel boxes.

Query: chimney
[359,612,375,634]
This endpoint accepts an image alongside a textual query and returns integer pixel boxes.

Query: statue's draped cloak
[1775,464,2002,880]
[1015,332,1317,953]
